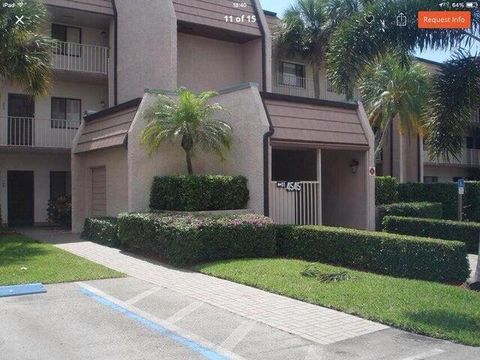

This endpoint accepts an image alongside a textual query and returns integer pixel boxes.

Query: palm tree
[0,1,53,226]
[141,89,233,174]
[274,0,367,98]
[0,0,53,94]
[326,0,480,160]
[359,53,431,157]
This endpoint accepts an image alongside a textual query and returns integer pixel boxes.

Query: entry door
[8,94,34,145]
[7,171,34,226]
[91,167,106,217]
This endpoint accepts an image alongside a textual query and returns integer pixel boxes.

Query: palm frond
[140,89,233,168]
[0,0,53,94]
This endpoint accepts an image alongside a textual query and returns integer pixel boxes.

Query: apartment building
[0,0,112,226]
[0,0,375,232]
[375,58,480,183]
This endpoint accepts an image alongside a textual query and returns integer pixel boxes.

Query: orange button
[418,11,471,29]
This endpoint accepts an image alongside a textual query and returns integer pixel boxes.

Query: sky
[259,0,479,63]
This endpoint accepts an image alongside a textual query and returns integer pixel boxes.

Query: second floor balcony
[52,41,109,75]
[0,116,79,150]
[272,72,354,103]
[423,149,480,167]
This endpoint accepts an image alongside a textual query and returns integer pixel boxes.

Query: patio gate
[269,181,321,225]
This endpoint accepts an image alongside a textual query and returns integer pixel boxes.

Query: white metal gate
[269,181,321,225]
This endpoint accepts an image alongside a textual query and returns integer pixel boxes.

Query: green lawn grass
[0,234,124,285]
[195,258,480,346]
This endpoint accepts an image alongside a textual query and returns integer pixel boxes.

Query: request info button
[418,11,471,29]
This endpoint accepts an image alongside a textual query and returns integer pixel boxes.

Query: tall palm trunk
[374,115,395,157]
[475,235,480,282]
[312,66,321,99]
[185,151,193,175]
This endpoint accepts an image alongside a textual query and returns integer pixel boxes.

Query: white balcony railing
[0,117,79,149]
[272,73,353,102]
[52,41,109,75]
[423,149,480,166]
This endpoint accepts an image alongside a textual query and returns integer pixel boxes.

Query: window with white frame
[280,61,305,87]
[52,24,81,56]
[51,97,81,129]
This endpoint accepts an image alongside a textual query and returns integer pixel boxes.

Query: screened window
[280,61,305,87]
[50,171,71,200]
[51,97,81,128]
[424,176,438,183]
[466,136,480,149]
[52,24,81,56]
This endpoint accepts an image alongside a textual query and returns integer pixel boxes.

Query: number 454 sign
[277,181,301,192]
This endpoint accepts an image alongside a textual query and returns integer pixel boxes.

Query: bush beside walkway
[383,215,480,254]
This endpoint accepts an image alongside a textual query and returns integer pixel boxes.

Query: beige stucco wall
[71,143,128,233]
[177,33,266,92]
[0,152,70,225]
[127,84,269,215]
[114,0,177,103]
[321,149,368,229]
[177,33,244,91]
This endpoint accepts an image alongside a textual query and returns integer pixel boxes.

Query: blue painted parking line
[0,283,46,298]
[80,287,229,360]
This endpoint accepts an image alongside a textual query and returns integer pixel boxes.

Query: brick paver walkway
[22,229,388,345]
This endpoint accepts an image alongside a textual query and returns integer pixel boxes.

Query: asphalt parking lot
[1,276,479,360]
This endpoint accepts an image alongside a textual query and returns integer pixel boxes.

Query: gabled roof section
[43,0,114,15]
[174,0,262,41]
[74,99,141,153]
[262,93,368,148]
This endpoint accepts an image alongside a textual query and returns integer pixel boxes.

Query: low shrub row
[377,202,442,229]
[375,176,399,205]
[117,213,276,266]
[382,216,480,254]
[82,217,119,247]
[150,175,249,211]
[277,225,469,283]
[81,212,471,283]
[375,178,480,221]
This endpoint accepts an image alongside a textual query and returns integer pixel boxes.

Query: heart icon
[365,15,375,24]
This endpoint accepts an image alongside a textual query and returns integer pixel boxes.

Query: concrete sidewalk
[21,227,387,345]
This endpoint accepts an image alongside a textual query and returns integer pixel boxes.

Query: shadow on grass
[0,235,50,266]
[406,309,480,335]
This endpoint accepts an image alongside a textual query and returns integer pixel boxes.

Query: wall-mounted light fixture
[349,159,359,174]
[100,101,106,108]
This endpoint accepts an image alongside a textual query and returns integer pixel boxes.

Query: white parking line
[125,286,161,305]
[76,282,246,360]
[166,301,203,324]
[220,321,255,351]
[399,348,445,360]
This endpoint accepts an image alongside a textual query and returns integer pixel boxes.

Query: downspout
[417,135,422,182]
[251,0,267,92]
[252,0,271,214]
[112,0,118,105]
[390,120,394,176]
[261,97,274,215]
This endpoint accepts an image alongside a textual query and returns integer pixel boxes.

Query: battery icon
[466,2,478,8]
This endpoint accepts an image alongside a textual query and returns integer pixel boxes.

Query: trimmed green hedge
[377,202,442,229]
[375,176,399,205]
[398,183,457,220]
[276,225,469,283]
[117,213,275,266]
[150,175,249,211]
[382,215,480,254]
[82,217,119,247]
